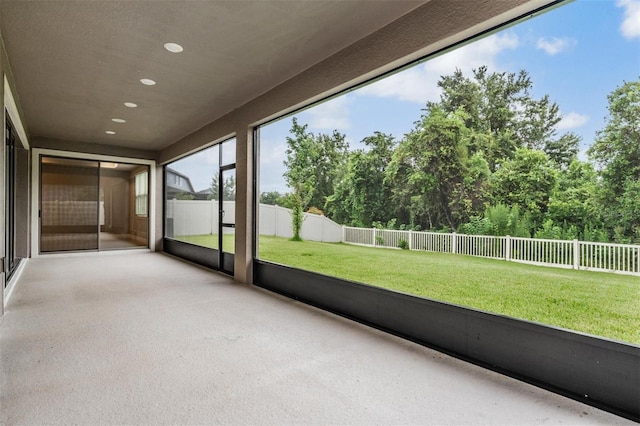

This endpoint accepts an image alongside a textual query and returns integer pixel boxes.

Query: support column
[234,127,253,284]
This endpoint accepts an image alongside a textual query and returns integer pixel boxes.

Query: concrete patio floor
[0,251,632,425]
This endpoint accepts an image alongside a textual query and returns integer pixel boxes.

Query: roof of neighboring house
[165,167,195,193]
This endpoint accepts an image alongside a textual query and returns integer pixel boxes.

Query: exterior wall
[15,146,30,258]
[154,166,164,252]
[2,29,32,312]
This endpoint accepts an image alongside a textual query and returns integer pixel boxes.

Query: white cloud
[557,112,589,130]
[536,37,576,55]
[305,96,351,130]
[257,139,288,193]
[357,32,519,104]
[259,140,287,165]
[617,0,640,39]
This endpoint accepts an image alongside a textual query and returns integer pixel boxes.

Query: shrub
[398,238,409,250]
[457,215,493,235]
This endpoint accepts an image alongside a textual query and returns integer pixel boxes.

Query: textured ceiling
[1,0,426,150]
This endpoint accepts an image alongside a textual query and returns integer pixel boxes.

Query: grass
[176,234,640,344]
[175,234,235,252]
[259,236,640,345]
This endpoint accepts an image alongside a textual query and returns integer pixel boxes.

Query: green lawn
[175,234,235,252]
[176,234,640,344]
[259,236,640,345]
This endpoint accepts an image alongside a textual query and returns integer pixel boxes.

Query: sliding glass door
[99,163,149,250]
[39,156,149,253]
[5,117,26,280]
[40,157,100,252]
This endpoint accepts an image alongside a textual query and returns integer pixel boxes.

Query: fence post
[273,205,278,237]
[341,225,345,243]
[573,239,579,270]
[372,228,377,246]
[451,232,457,254]
[505,235,511,261]
[409,230,413,250]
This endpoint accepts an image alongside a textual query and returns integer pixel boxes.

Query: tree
[490,148,557,229]
[283,118,349,239]
[587,79,640,242]
[544,132,580,169]
[260,191,284,205]
[546,160,601,236]
[436,66,567,172]
[283,119,316,240]
[387,106,477,230]
[309,130,349,211]
[208,174,236,201]
[326,132,395,226]
[208,174,219,200]
[175,192,195,200]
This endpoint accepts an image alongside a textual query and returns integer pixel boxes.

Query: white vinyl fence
[259,204,342,242]
[165,200,639,275]
[166,200,342,243]
[343,226,640,276]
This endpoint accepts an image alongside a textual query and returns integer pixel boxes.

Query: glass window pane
[256,0,640,345]
[135,171,148,216]
[99,162,149,250]
[165,145,219,249]
[221,138,236,166]
[41,157,99,252]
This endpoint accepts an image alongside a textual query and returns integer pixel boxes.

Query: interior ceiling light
[164,42,183,53]
[140,78,156,86]
[124,102,138,108]
[105,130,116,135]
[112,118,126,123]
[101,162,119,169]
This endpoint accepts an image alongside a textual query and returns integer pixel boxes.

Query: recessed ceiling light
[105,131,116,135]
[164,42,183,53]
[140,78,156,86]
[112,118,126,123]
[124,102,138,108]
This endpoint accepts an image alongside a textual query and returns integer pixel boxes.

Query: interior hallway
[0,252,632,425]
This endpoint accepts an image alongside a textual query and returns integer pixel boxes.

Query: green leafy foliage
[260,191,284,205]
[175,192,195,200]
[458,204,530,237]
[588,80,640,242]
[326,132,395,227]
[284,118,348,240]
[208,174,235,201]
[490,148,557,229]
[278,69,639,243]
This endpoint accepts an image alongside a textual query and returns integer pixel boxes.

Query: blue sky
[259,0,640,194]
